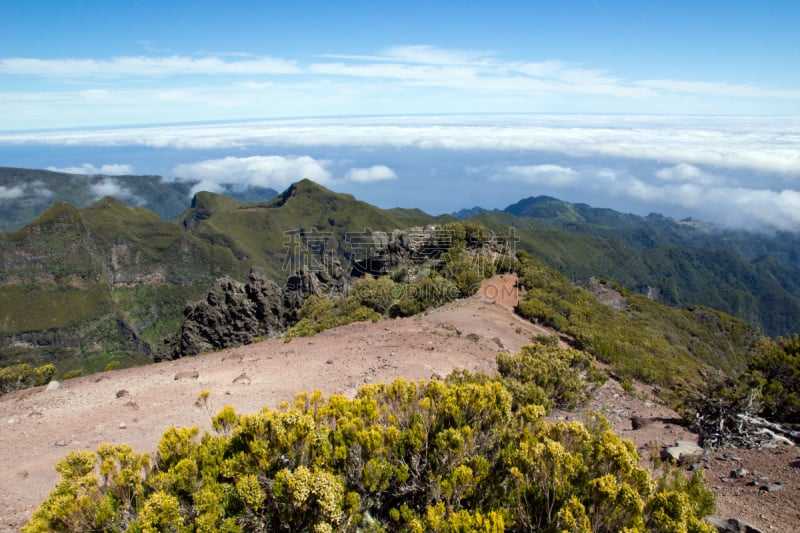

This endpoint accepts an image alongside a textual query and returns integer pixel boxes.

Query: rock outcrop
[156,265,350,361]
[157,226,507,360]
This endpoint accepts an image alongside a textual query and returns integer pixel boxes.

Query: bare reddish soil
[0,275,797,531]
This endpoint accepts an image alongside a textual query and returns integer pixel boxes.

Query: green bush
[494,255,520,274]
[33,363,56,386]
[286,294,382,339]
[390,275,461,317]
[443,246,496,298]
[25,376,715,532]
[350,275,397,314]
[747,334,800,423]
[497,341,606,412]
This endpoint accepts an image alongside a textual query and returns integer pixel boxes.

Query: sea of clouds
[1,114,798,230]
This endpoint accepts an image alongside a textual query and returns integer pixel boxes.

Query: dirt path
[1,274,797,531]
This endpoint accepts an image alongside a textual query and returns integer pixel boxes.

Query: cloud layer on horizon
[11,115,798,178]
[2,115,799,231]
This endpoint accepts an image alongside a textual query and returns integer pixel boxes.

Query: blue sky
[0,1,799,229]
[2,0,799,125]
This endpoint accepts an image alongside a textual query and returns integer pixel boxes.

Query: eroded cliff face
[156,267,349,361]
[0,198,241,371]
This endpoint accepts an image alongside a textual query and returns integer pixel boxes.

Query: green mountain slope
[472,203,800,338]
[177,179,445,279]
[0,198,241,373]
[0,181,445,376]
[513,250,759,407]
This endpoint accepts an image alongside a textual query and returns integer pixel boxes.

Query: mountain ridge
[0,180,446,375]
[1,174,799,380]
[0,166,279,231]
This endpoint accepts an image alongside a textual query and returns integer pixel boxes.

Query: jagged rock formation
[157,225,505,360]
[157,265,351,361]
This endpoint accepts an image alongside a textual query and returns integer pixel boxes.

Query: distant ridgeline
[0,166,279,232]
[462,195,800,338]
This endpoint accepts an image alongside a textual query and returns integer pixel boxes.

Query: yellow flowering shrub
[24,376,714,532]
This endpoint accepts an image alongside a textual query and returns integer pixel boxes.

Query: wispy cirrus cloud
[309,46,652,99]
[1,45,798,130]
[638,79,800,99]
[47,163,133,175]
[0,55,300,78]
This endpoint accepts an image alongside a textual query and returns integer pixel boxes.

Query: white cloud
[28,180,54,199]
[345,165,397,183]
[99,163,133,175]
[384,45,494,66]
[79,89,111,100]
[498,164,579,186]
[12,115,798,180]
[651,185,800,231]
[0,55,300,78]
[570,167,800,230]
[0,185,24,201]
[722,188,800,230]
[654,163,720,186]
[480,158,800,230]
[0,181,54,203]
[47,163,133,175]
[171,155,332,196]
[89,177,144,205]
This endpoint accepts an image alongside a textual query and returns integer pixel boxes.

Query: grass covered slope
[0,197,241,375]
[178,180,443,279]
[0,177,793,396]
[474,210,800,338]
[0,181,446,377]
[513,249,760,409]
